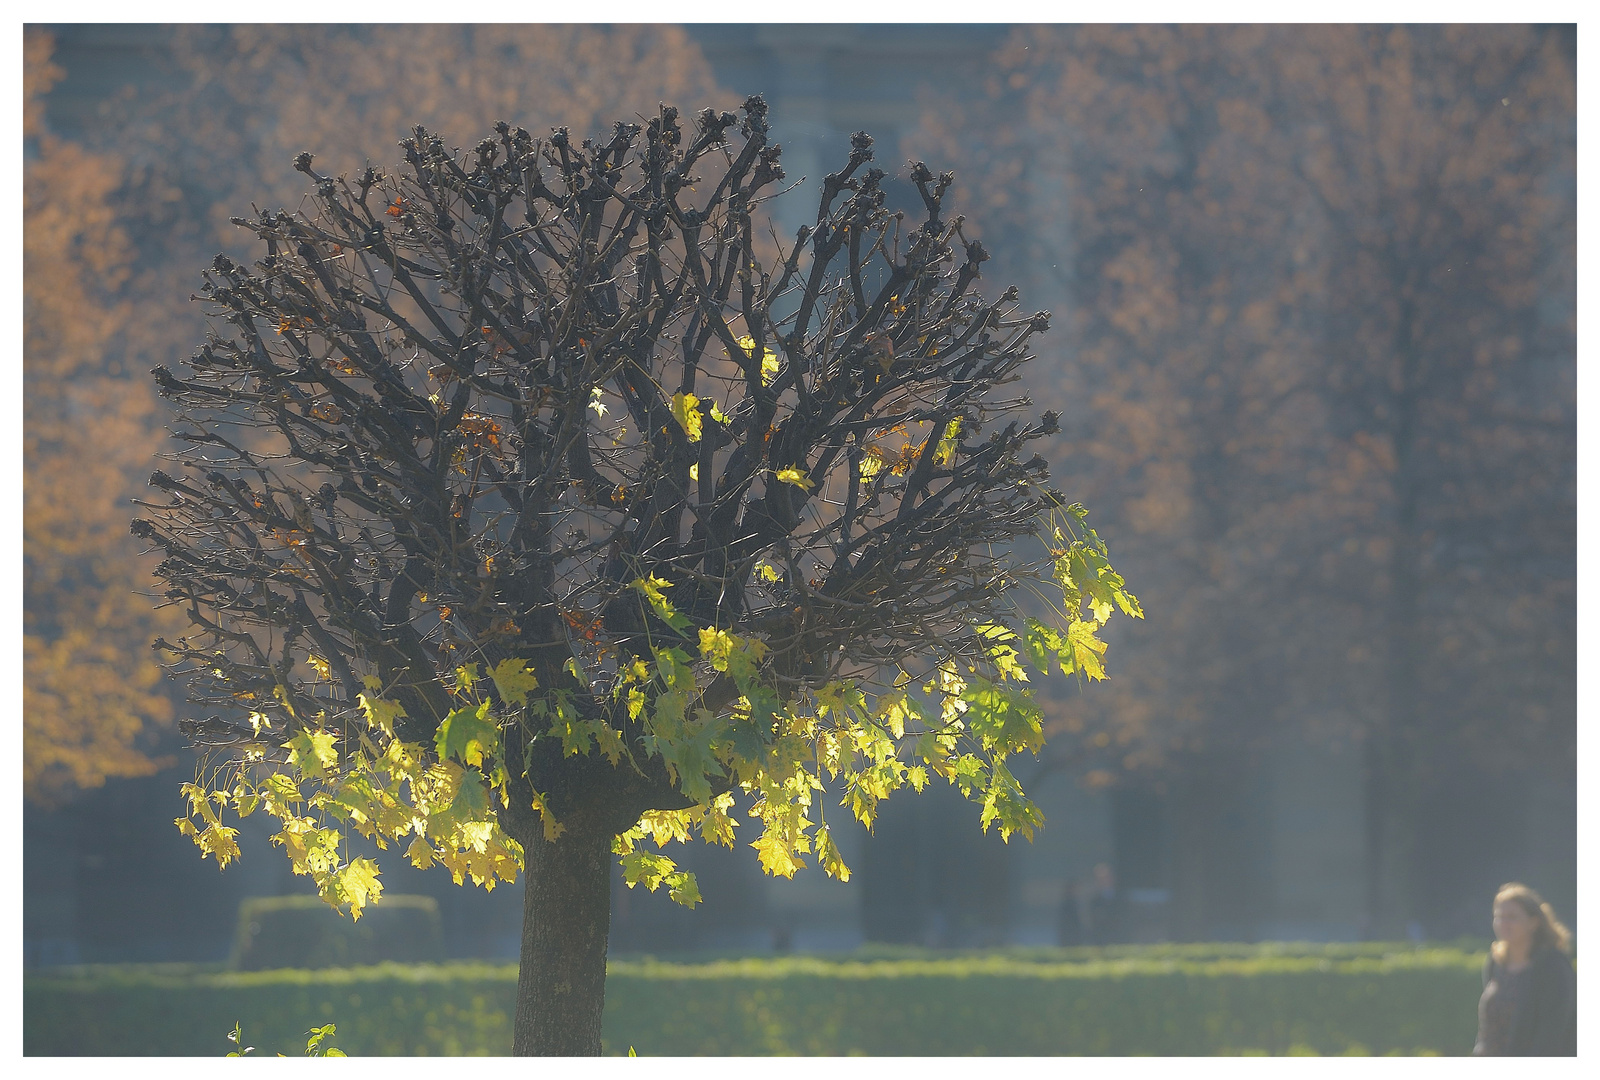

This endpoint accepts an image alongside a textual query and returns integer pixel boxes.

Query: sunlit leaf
[489,658,539,707]
[670,391,703,442]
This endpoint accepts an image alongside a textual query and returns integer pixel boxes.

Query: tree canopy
[138,96,1137,1049]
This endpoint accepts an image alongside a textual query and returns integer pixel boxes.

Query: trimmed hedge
[232,894,444,971]
[24,944,1486,1056]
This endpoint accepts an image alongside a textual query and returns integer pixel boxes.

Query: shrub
[231,894,444,971]
[24,944,1486,1056]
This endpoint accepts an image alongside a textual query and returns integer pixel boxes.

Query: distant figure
[1057,879,1085,946]
[1085,862,1126,945]
[1472,882,1576,1056]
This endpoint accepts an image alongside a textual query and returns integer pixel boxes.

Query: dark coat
[1474,946,1577,1056]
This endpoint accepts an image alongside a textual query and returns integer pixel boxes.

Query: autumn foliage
[23,31,178,802]
[912,25,1574,933]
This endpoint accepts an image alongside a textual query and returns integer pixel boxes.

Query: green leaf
[448,766,492,818]
[1022,617,1066,674]
[489,658,539,707]
[962,677,1046,755]
[434,699,499,767]
[979,758,1045,842]
[815,679,869,723]
[305,1024,341,1057]
[666,870,702,907]
[620,849,679,892]
[651,646,695,691]
[646,707,725,805]
[950,754,988,798]
[632,574,691,634]
[225,1021,254,1057]
[699,628,769,694]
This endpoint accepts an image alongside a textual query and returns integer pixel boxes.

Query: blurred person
[1472,882,1576,1056]
[1086,863,1126,945]
[1057,878,1085,946]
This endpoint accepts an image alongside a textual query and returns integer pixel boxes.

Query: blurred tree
[1283,26,1575,936]
[913,25,1574,936]
[141,98,1139,1053]
[23,30,178,803]
[91,25,733,374]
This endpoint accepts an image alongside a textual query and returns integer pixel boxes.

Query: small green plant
[305,1023,347,1057]
[224,1020,344,1057]
[225,1021,253,1056]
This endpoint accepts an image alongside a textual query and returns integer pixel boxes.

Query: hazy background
[24,24,1575,965]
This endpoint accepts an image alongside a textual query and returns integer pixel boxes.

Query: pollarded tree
[138,96,1139,1055]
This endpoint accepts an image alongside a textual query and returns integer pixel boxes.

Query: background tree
[1281,26,1575,936]
[139,97,1138,1053]
[24,30,180,803]
[911,25,1574,935]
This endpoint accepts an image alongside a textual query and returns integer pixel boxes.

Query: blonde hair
[1491,882,1573,961]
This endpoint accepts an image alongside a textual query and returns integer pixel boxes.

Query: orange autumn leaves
[23,30,181,802]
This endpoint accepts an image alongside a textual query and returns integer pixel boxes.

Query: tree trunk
[1364,320,1424,941]
[512,814,615,1056]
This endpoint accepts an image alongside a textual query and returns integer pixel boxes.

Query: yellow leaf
[859,446,885,479]
[284,729,340,779]
[197,824,242,868]
[529,790,565,842]
[750,819,810,879]
[775,467,813,492]
[670,392,703,442]
[321,856,383,920]
[815,823,851,882]
[489,658,539,707]
[736,335,780,386]
[358,692,406,738]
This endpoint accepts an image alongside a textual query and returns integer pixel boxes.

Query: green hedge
[24,944,1486,1056]
[232,894,444,971]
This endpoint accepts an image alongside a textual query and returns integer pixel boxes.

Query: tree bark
[512,814,616,1056]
